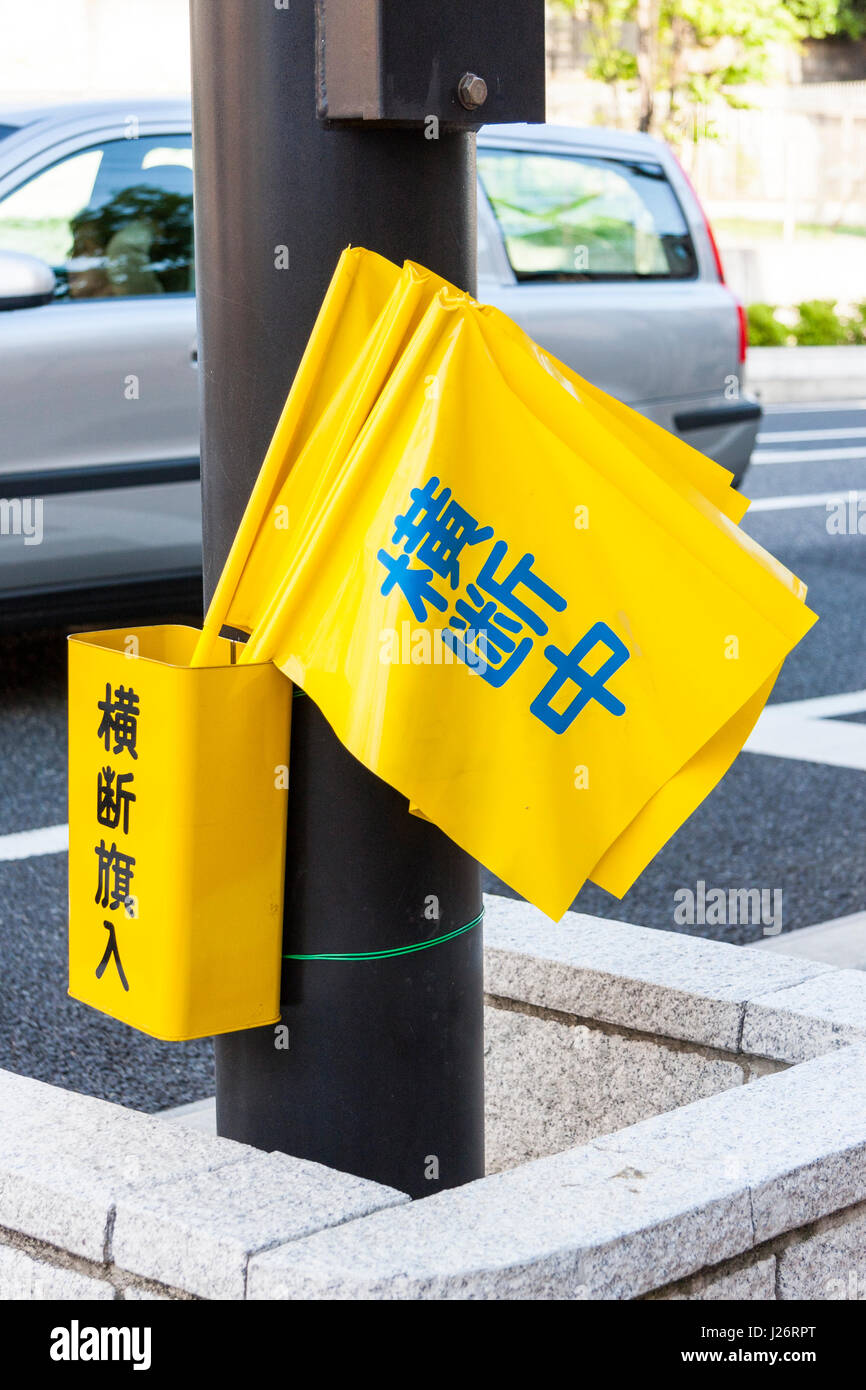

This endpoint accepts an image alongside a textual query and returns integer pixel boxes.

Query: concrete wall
[2,894,866,1300]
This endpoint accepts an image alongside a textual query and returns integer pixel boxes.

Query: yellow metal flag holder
[67,625,290,1040]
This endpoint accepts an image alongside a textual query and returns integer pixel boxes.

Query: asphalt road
[536,403,866,945]
[544,400,866,940]
[0,401,864,1108]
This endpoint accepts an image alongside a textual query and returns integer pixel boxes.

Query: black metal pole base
[213,694,485,1199]
[215,701,484,1198]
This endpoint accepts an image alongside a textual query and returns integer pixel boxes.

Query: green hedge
[747,300,866,347]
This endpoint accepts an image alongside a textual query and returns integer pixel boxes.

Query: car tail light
[673,151,747,364]
[735,298,748,365]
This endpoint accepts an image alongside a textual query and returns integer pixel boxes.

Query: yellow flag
[200,247,748,661]
[236,276,816,919]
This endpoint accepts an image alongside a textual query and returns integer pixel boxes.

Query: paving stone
[113,1151,409,1299]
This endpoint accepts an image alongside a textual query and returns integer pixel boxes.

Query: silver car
[0,101,760,626]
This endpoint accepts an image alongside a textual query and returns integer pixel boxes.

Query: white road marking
[761,401,866,414]
[4,694,861,871]
[0,823,68,861]
[747,488,866,512]
[753,689,866,719]
[752,446,866,464]
[757,427,866,443]
[745,690,866,771]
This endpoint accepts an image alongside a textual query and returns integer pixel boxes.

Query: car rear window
[478,147,698,282]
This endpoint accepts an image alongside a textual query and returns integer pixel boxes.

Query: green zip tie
[283,908,484,961]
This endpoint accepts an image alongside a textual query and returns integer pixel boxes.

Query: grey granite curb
[246,1142,752,1301]
[741,970,866,1063]
[244,1040,866,1300]
[4,897,866,1300]
[592,1041,866,1244]
[112,1151,407,1299]
[0,1070,259,1262]
[483,893,834,1053]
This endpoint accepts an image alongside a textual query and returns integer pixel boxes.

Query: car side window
[0,135,194,301]
[477,148,697,282]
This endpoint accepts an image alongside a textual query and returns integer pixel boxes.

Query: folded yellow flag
[231,262,816,919]
[198,246,749,667]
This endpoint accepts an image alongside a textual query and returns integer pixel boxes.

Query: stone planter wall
[2,894,866,1300]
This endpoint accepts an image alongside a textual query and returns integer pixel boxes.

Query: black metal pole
[189,0,484,1196]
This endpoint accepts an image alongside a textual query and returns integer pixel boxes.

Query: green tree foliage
[551,1,850,136]
[792,299,852,344]
[832,0,866,37]
[746,302,790,345]
[745,300,866,345]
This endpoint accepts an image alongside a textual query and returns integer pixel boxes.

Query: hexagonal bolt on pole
[458,73,489,111]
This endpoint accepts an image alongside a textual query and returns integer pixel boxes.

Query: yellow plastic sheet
[223,263,815,919]
[198,247,749,662]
